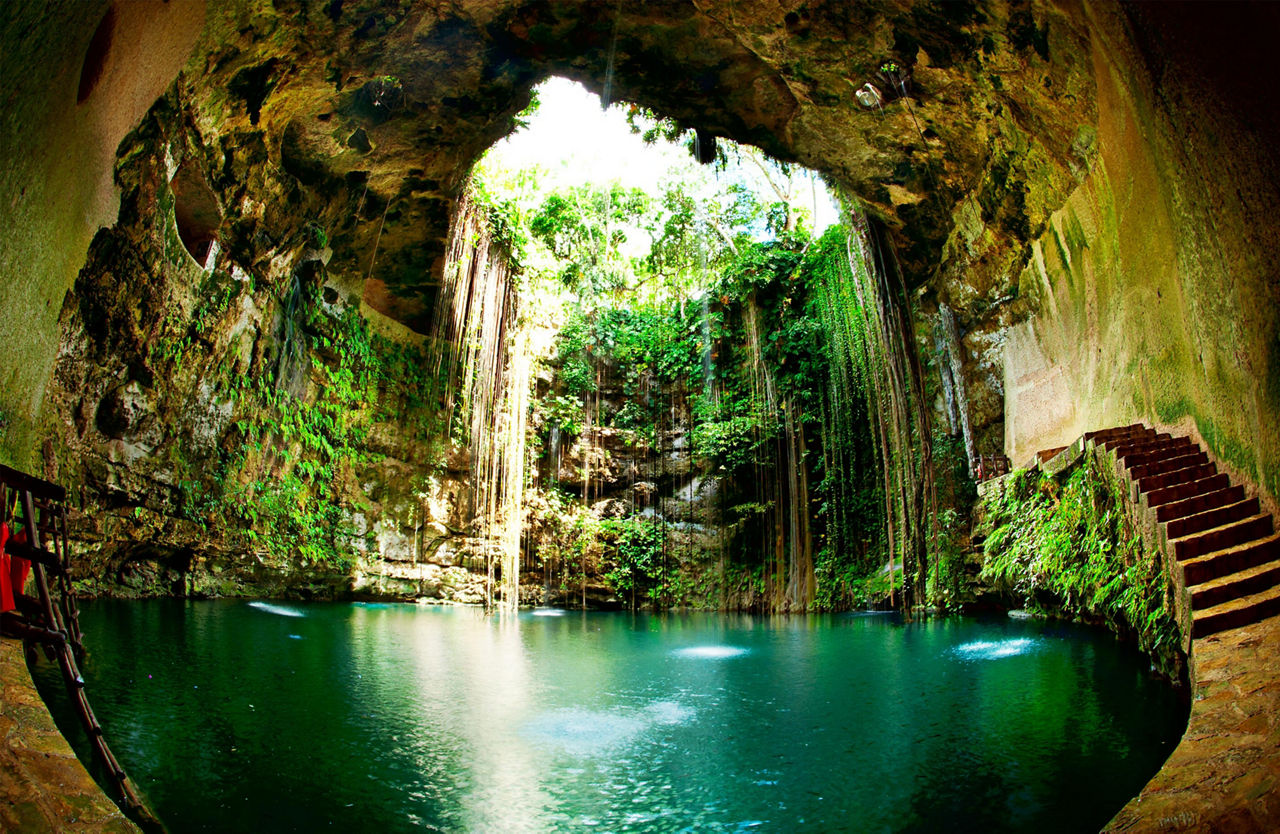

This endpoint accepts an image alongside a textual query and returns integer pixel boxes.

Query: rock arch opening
[169,159,221,267]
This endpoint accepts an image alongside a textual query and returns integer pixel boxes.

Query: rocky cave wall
[42,97,482,598]
[0,0,1277,589]
[0,0,205,471]
[1000,3,1280,512]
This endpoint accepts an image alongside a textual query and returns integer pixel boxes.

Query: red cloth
[0,523,11,612]
[10,527,29,603]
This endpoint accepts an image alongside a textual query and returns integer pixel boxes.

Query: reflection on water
[522,708,648,753]
[246,601,306,618]
[32,602,1187,834]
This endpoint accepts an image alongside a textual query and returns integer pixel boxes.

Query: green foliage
[600,517,664,601]
[472,116,886,612]
[692,413,771,471]
[979,461,1183,675]
[535,223,885,611]
[148,270,244,373]
[530,184,650,293]
[539,394,585,437]
[624,103,692,148]
[152,269,444,572]
[509,87,541,134]
[306,222,328,250]
[928,507,966,611]
[553,312,598,396]
[468,175,530,269]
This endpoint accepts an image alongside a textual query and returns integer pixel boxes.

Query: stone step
[1166,497,1260,540]
[1104,430,1165,454]
[1129,449,1208,480]
[1173,513,1273,561]
[1155,484,1246,524]
[1189,559,1280,611]
[1036,445,1069,464]
[1135,462,1219,495]
[1192,582,1280,638]
[1181,532,1280,586]
[1083,423,1145,443]
[1117,436,1194,468]
[1145,473,1231,509]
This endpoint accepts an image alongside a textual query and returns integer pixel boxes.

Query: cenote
[34,600,1186,833]
[10,3,1280,830]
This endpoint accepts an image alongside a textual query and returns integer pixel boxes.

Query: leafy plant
[979,460,1183,677]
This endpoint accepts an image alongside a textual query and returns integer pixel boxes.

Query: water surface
[34,601,1187,833]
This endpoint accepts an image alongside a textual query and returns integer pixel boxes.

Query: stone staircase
[1076,424,1280,638]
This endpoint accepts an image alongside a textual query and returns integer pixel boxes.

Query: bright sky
[480,77,839,233]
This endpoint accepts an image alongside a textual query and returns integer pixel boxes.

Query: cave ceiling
[174,0,1096,332]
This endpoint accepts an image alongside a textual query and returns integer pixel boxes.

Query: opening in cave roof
[469,77,840,307]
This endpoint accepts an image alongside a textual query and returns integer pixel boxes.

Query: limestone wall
[1002,3,1280,511]
[0,0,204,470]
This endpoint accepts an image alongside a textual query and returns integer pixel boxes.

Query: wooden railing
[975,453,1011,483]
[0,463,150,821]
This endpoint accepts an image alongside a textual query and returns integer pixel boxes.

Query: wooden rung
[7,541,62,572]
[0,467,65,501]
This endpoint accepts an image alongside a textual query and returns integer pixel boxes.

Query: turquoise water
[34,601,1186,833]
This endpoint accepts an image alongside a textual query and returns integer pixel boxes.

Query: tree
[529,183,650,297]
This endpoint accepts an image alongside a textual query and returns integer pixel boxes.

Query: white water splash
[248,601,305,618]
[952,638,1038,660]
[674,645,749,659]
[531,609,567,617]
[644,700,695,725]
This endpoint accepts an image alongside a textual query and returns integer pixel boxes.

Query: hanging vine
[816,207,936,613]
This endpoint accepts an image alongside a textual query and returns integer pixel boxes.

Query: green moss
[1264,462,1280,511]
[1049,225,1073,292]
[1059,208,1086,253]
[1154,395,1192,424]
[1155,395,1258,476]
[1200,415,1258,476]
[979,460,1183,679]
[1267,334,1280,410]
[1130,386,1146,416]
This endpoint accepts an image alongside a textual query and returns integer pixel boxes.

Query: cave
[2,1,1280,831]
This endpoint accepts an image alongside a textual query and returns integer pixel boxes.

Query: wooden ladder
[0,463,151,822]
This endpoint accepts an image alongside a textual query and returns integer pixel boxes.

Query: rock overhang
[176,0,1096,332]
